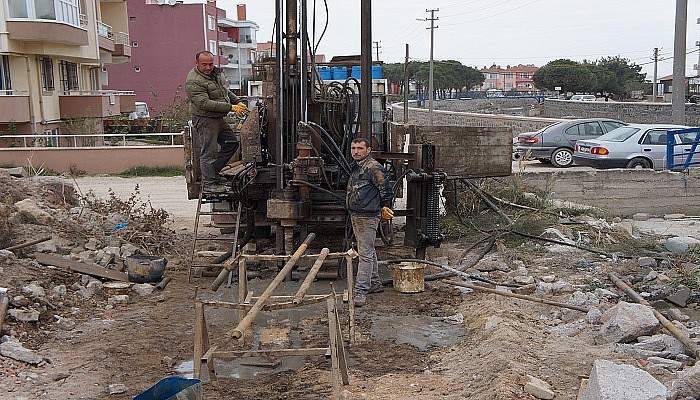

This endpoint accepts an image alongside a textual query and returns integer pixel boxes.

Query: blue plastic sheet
[134,377,203,400]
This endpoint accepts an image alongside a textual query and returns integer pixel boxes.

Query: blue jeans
[351,214,380,295]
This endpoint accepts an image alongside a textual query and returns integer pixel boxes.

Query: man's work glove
[231,103,247,114]
[381,207,394,221]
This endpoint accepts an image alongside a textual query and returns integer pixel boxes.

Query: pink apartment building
[479,64,538,92]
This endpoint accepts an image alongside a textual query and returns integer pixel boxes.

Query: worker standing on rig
[347,138,394,307]
[185,51,247,194]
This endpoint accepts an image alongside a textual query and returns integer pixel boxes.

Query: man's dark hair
[195,51,214,61]
[351,137,371,148]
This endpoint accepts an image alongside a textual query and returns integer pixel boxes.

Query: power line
[440,0,546,27]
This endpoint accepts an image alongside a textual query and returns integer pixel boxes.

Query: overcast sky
[224,0,700,79]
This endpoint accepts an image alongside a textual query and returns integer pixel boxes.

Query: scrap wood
[448,280,589,312]
[3,236,52,252]
[609,273,700,359]
[33,253,129,282]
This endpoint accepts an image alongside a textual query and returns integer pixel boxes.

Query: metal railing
[0,132,184,149]
[79,14,88,29]
[114,31,130,46]
[97,21,113,39]
[667,128,700,170]
[60,90,135,96]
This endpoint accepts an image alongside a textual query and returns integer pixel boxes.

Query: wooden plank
[211,348,329,360]
[333,297,349,386]
[193,302,205,379]
[34,253,128,282]
[327,297,341,398]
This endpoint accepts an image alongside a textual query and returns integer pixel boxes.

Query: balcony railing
[97,21,113,39]
[0,132,184,149]
[79,14,88,29]
[114,31,129,45]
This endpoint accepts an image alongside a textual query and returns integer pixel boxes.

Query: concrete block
[580,359,667,400]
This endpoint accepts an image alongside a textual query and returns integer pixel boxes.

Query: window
[89,67,100,90]
[8,0,80,27]
[134,66,141,72]
[35,0,56,20]
[0,56,11,92]
[208,40,217,55]
[565,125,580,136]
[40,57,54,91]
[641,130,668,145]
[8,0,28,18]
[132,41,139,47]
[208,15,215,30]
[602,121,624,132]
[59,60,79,92]
[580,122,604,136]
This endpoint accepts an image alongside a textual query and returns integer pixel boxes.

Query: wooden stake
[293,248,330,304]
[345,255,355,343]
[327,297,341,398]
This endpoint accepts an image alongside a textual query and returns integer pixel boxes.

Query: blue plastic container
[317,67,332,80]
[351,66,362,79]
[331,67,348,80]
[134,377,202,400]
[372,65,383,79]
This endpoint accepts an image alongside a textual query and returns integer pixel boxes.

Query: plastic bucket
[391,262,425,293]
[134,377,202,400]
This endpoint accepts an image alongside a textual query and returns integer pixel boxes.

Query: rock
[132,283,155,296]
[541,275,556,283]
[77,286,95,300]
[580,359,667,400]
[162,356,176,368]
[632,213,650,221]
[84,238,100,251]
[0,250,16,260]
[77,250,96,263]
[656,274,671,283]
[11,295,30,307]
[643,270,658,282]
[524,375,554,400]
[536,282,553,295]
[587,307,603,324]
[0,166,26,177]
[21,282,45,299]
[665,236,700,255]
[514,275,535,285]
[637,257,657,268]
[103,246,121,258]
[0,340,43,364]
[596,301,659,343]
[18,371,39,381]
[551,280,575,294]
[8,309,40,322]
[542,227,575,244]
[54,315,76,331]
[34,240,57,253]
[593,288,618,299]
[108,383,127,395]
[108,295,129,305]
[14,198,53,225]
[120,244,139,258]
[51,285,67,298]
[666,285,691,308]
[668,363,700,400]
[569,291,599,307]
[549,320,587,337]
[86,280,103,294]
[666,308,690,322]
[575,259,594,269]
[647,356,682,372]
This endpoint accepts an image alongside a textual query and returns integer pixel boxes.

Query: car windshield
[596,127,640,142]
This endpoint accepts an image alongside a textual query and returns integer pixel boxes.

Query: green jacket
[185,67,240,118]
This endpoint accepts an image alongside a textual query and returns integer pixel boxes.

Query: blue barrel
[372,65,383,79]
[331,67,348,80]
[135,377,202,400]
[351,66,362,79]
[317,67,332,80]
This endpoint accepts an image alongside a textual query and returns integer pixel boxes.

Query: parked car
[573,124,693,169]
[570,95,596,102]
[515,118,628,167]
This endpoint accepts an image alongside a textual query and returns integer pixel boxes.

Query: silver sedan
[573,124,693,169]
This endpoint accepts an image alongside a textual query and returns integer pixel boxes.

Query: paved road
[74,176,197,230]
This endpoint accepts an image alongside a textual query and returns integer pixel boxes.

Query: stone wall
[522,168,700,216]
[431,98,539,114]
[543,99,700,125]
[392,103,563,135]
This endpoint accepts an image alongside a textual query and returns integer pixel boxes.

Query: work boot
[368,283,384,294]
[354,293,367,307]
[202,183,227,194]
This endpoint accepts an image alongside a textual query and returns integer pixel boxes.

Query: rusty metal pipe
[293,247,329,304]
[229,233,316,339]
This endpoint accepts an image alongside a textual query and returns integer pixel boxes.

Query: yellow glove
[381,207,394,221]
[231,103,247,114]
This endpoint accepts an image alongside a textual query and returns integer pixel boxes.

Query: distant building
[106,2,258,113]
[0,0,133,136]
[479,64,538,92]
[658,74,700,101]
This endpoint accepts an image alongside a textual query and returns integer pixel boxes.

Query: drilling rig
[184,0,445,277]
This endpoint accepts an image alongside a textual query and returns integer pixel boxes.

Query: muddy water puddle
[370,314,465,351]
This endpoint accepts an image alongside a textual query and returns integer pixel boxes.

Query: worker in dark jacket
[185,51,247,193]
[346,137,394,307]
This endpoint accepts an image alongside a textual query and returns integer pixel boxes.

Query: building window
[134,66,141,72]
[89,67,99,90]
[9,0,80,27]
[40,57,54,91]
[8,0,28,18]
[59,60,79,92]
[132,41,139,47]
[208,15,215,30]
[0,56,11,92]
[208,40,217,55]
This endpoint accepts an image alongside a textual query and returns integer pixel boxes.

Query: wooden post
[237,257,247,324]
[193,301,208,379]
[228,233,316,339]
[332,295,349,385]
[326,297,341,398]
[293,248,330,304]
[345,255,355,343]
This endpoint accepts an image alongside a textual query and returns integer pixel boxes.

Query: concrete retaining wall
[0,146,185,174]
[522,168,700,216]
[392,103,563,135]
[431,98,539,114]
[543,99,700,125]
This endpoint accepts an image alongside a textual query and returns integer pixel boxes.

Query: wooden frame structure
[193,236,357,397]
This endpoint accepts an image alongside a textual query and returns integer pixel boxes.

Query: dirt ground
[2,174,698,399]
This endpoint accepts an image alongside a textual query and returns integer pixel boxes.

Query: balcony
[97,21,115,52]
[6,0,88,45]
[59,91,122,119]
[113,32,131,57]
[0,91,31,123]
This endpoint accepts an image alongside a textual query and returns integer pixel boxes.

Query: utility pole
[672,0,687,124]
[404,43,409,123]
[373,41,382,61]
[421,8,439,126]
[652,47,659,102]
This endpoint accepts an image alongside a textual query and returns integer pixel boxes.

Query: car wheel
[537,158,551,164]
[626,157,652,169]
[551,148,574,168]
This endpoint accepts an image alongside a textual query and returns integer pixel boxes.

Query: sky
[222,0,700,79]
